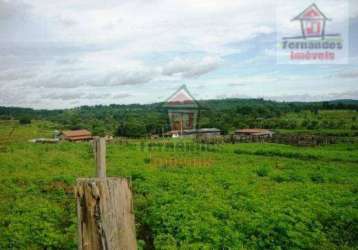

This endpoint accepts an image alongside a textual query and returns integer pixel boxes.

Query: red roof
[62,129,92,141]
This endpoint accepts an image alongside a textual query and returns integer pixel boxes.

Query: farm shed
[61,129,92,141]
[195,128,222,137]
[235,129,273,138]
[165,128,221,138]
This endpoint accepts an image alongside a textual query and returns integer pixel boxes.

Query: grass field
[281,110,357,129]
[0,121,357,249]
[0,120,55,144]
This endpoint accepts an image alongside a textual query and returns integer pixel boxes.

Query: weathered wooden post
[76,137,137,250]
[93,137,106,178]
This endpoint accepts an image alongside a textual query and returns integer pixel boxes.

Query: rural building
[235,129,273,138]
[165,128,221,138]
[194,128,222,137]
[61,129,92,141]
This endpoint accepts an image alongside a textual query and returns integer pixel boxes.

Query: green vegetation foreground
[0,123,357,249]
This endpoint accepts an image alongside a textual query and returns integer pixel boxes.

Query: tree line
[0,98,357,137]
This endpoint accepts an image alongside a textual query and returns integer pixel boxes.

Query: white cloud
[14,58,158,89]
[0,0,29,20]
[0,0,357,108]
[162,56,221,78]
[0,68,36,81]
[42,92,80,100]
[112,93,132,99]
[42,91,127,100]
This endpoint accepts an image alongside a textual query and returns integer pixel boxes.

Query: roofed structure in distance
[235,128,273,136]
[61,129,92,141]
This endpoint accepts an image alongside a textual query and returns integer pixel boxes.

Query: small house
[61,129,92,142]
[164,128,221,138]
[195,128,222,137]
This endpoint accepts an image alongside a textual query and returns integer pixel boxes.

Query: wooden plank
[76,177,137,250]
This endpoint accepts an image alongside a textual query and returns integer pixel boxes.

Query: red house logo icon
[292,3,331,39]
[163,85,200,134]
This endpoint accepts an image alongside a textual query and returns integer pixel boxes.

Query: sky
[0,0,357,109]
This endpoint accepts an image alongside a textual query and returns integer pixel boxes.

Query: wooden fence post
[93,137,106,178]
[76,137,137,250]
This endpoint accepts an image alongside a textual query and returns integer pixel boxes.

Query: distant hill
[324,99,358,105]
[0,98,357,114]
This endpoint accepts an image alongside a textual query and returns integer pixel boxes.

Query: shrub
[256,166,270,177]
[287,172,305,182]
[19,117,31,125]
[310,174,325,183]
[154,234,177,249]
[351,185,358,194]
[272,174,288,183]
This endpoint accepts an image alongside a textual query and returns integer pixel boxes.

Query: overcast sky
[0,0,357,109]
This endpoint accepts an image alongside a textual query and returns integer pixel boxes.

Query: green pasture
[0,121,357,249]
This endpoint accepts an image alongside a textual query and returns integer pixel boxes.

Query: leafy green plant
[19,117,31,125]
[310,174,325,183]
[256,165,270,177]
